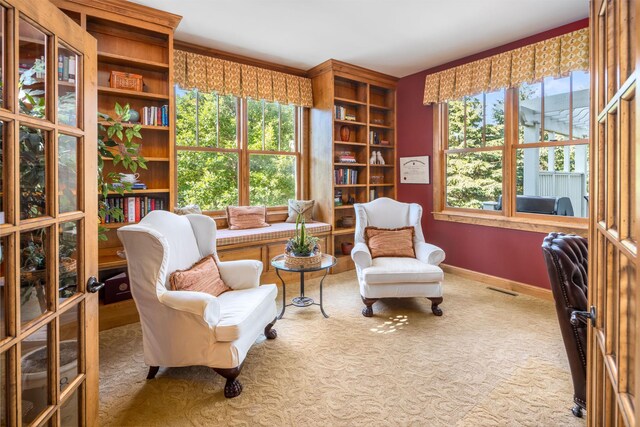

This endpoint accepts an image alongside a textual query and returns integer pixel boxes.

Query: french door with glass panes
[588,0,640,425]
[0,0,98,426]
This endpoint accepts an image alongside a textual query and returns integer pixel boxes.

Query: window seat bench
[216,221,333,283]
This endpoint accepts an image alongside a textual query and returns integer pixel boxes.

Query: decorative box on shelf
[370,175,384,184]
[110,71,143,92]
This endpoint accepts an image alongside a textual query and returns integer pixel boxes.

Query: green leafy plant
[98,103,147,239]
[285,214,319,256]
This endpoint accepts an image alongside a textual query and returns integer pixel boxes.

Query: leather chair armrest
[217,259,263,290]
[351,242,372,269]
[415,242,446,266]
[159,290,220,327]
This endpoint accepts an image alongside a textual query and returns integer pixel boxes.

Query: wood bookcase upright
[52,0,181,329]
[308,60,398,273]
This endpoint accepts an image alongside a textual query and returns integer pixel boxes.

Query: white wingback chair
[117,211,278,398]
[351,198,446,317]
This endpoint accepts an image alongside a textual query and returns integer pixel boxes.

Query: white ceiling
[130,0,588,77]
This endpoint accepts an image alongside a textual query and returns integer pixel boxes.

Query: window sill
[432,210,588,236]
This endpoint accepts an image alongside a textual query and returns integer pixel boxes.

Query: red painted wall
[396,18,589,289]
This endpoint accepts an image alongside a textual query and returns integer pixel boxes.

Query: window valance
[173,50,314,108]
[423,28,589,104]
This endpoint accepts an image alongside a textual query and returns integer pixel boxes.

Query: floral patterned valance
[423,28,589,104]
[174,50,313,108]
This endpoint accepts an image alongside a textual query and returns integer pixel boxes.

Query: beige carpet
[98,271,586,427]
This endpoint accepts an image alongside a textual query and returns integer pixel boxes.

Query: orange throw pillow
[226,206,270,230]
[365,226,415,258]
[169,255,230,297]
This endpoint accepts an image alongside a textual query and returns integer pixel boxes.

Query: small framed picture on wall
[400,156,430,184]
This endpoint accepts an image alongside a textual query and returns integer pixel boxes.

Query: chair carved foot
[265,317,277,340]
[361,296,377,317]
[428,297,443,316]
[214,364,244,398]
[146,366,159,380]
[572,404,583,418]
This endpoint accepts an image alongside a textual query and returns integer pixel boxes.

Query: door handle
[570,305,596,327]
[87,276,105,293]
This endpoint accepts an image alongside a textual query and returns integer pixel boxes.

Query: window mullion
[278,104,282,151]
[195,89,199,146]
[240,97,249,206]
[216,93,220,148]
[261,100,265,151]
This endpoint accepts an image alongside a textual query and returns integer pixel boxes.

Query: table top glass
[270,253,337,272]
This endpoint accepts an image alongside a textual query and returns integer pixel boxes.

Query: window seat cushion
[216,221,331,247]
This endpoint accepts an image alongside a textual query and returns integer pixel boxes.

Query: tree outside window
[176,86,299,211]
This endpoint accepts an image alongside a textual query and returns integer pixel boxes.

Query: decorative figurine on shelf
[369,152,377,165]
[347,193,355,205]
[376,151,385,165]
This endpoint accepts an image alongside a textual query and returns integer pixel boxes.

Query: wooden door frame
[0,0,97,425]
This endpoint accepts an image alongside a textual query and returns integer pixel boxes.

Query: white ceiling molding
[130,0,588,77]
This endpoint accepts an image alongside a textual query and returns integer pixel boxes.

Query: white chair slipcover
[350,198,446,317]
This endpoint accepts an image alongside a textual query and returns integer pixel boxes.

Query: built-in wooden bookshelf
[308,60,398,273]
[54,0,180,330]
[55,1,179,280]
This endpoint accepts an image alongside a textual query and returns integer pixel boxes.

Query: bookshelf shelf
[309,60,397,273]
[106,188,170,195]
[98,86,169,101]
[97,51,170,71]
[101,222,139,229]
[334,119,367,127]
[98,121,170,131]
[334,141,367,147]
[334,162,367,167]
[369,103,393,111]
[334,96,367,106]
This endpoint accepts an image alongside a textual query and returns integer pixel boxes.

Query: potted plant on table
[284,214,321,268]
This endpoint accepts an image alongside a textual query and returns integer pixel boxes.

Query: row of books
[141,105,169,126]
[334,105,356,121]
[334,168,359,185]
[102,196,166,224]
[57,55,76,83]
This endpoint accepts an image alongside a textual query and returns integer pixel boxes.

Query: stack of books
[337,151,357,163]
[335,105,347,120]
[57,54,76,83]
[334,168,358,185]
[369,130,381,145]
[141,105,169,126]
[102,196,166,224]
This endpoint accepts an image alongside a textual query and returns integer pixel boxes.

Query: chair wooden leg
[361,296,377,317]
[213,364,244,398]
[264,317,277,340]
[146,366,159,379]
[428,297,444,316]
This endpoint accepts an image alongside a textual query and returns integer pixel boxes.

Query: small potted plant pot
[341,242,354,255]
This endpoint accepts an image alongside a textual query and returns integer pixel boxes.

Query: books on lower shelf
[102,196,166,224]
[141,105,169,126]
[334,168,358,185]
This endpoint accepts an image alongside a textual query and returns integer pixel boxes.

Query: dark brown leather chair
[541,232,588,418]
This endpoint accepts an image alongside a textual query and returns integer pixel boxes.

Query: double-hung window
[436,70,590,232]
[175,87,300,212]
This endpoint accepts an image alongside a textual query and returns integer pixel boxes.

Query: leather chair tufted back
[541,232,588,415]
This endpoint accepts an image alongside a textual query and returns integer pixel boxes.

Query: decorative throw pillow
[169,255,230,297]
[226,206,270,230]
[174,204,202,215]
[365,226,415,258]
[286,199,315,223]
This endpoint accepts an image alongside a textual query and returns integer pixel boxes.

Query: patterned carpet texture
[99,271,586,427]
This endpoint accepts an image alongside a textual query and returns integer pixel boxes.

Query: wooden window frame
[175,88,302,216]
[433,76,590,236]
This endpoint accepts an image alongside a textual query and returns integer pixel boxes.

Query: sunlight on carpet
[98,271,586,427]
